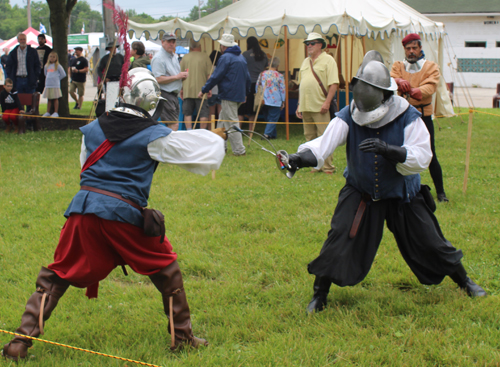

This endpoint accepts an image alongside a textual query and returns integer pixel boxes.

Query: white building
[402,0,500,88]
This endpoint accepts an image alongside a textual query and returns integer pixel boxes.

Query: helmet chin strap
[150,98,166,121]
[115,102,153,119]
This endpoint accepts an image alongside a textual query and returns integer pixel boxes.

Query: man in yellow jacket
[391,33,448,202]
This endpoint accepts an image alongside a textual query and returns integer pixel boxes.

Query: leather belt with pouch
[80,186,165,243]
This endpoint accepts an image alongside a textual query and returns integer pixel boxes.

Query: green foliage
[0,110,499,366]
[123,8,178,24]
[0,0,28,40]
[0,0,101,39]
[68,0,103,34]
[188,0,233,21]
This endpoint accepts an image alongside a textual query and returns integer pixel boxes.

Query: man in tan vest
[180,39,212,130]
[391,33,448,202]
[296,32,339,174]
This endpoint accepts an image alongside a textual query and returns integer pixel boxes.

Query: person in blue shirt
[199,33,251,156]
[255,57,286,139]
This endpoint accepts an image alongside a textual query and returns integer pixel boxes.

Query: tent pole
[344,36,349,107]
[350,35,354,82]
[285,26,289,140]
[362,36,366,55]
[335,35,341,110]
[462,109,473,194]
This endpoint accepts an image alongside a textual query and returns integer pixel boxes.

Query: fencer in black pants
[422,114,448,202]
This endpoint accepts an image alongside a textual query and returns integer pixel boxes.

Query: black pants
[422,115,445,195]
[36,75,46,94]
[307,184,463,286]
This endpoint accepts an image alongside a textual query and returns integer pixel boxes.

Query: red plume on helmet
[103,0,131,89]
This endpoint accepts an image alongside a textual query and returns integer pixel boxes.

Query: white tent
[126,35,162,53]
[127,0,453,119]
[0,27,53,50]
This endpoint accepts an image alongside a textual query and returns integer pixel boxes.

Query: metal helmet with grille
[350,52,398,125]
[121,68,163,117]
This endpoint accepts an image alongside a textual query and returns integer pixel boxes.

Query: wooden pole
[335,35,341,110]
[462,110,473,193]
[285,26,289,140]
[344,36,349,107]
[248,16,285,144]
[193,93,207,129]
[349,34,354,82]
[211,114,216,180]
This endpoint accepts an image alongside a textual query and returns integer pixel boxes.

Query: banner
[68,35,89,44]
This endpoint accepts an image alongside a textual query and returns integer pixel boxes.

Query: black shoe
[73,102,79,109]
[306,295,327,314]
[462,278,487,297]
[437,192,449,202]
[306,276,331,314]
[449,264,487,298]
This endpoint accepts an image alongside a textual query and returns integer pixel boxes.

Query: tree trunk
[47,0,77,117]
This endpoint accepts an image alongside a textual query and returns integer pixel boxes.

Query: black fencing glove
[358,138,407,164]
[288,149,318,172]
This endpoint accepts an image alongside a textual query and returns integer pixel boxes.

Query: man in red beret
[391,33,448,203]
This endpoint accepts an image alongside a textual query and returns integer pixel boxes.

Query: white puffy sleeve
[80,135,87,168]
[297,117,349,170]
[397,117,433,175]
[147,130,225,176]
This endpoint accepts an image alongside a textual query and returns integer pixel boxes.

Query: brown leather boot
[149,261,208,351]
[4,124,11,133]
[2,267,70,362]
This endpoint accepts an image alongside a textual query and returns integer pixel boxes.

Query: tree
[126,10,157,24]
[30,1,51,35]
[68,1,103,33]
[47,0,78,118]
[187,0,233,21]
[0,0,28,39]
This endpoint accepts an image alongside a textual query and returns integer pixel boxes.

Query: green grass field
[1,110,499,366]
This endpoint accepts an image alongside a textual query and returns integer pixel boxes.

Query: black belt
[413,103,431,114]
[17,75,28,78]
[164,91,178,97]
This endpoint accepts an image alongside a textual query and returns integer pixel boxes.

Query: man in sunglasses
[296,32,339,175]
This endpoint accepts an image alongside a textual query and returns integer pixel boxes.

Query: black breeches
[422,115,445,194]
[307,184,463,286]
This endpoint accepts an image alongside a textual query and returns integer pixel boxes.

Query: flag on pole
[40,23,47,34]
[81,22,85,34]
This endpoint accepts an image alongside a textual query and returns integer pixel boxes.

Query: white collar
[404,58,426,73]
[351,96,410,129]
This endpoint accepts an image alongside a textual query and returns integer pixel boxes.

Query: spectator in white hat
[296,32,339,174]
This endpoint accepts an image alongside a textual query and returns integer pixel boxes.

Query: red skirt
[48,214,177,298]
